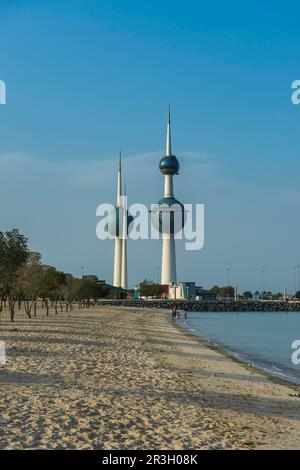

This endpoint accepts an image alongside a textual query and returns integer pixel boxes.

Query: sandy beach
[0,305,300,450]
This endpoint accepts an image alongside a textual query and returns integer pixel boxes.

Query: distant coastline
[97,299,300,312]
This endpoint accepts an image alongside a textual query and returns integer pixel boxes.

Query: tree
[39,267,66,315]
[15,264,43,318]
[74,279,109,305]
[43,268,67,314]
[209,285,235,299]
[27,251,42,265]
[139,279,164,298]
[0,229,29,321]
[210,285,221,293]
[13,259,69,318]
[242,291,253,300]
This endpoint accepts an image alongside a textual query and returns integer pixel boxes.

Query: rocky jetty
[97,299,300,312]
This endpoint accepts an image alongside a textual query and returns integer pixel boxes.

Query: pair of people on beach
[171,306,188,320]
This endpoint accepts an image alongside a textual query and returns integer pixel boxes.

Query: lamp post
[262,269,266,295]
[296,266,300,294]
[283,287,287,302]
[226,267,231,300]
[81,266,84,279]
[293,266,300,296]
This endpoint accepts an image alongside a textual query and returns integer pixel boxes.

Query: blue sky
[0,0,300,292]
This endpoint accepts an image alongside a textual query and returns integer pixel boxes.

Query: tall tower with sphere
[106,153,133,288]
[113,153,123,287]
[155,108,184,285]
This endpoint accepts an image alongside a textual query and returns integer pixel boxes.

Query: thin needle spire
[117,150,122,206]
[166,105,172,157]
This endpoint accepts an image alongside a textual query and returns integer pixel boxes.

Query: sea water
[178,311,300,385]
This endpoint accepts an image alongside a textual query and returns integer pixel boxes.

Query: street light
[226,267,231,300]
[262,269,266,294]
[81,266,84,279]
[294,266,300,295]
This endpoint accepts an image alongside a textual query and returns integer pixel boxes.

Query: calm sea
[178,311,300,385]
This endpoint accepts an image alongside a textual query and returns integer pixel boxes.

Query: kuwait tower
[153,108,185,285]
[108,153,133,288]
[113,154,123,287]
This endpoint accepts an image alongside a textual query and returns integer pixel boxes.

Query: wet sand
[0,305,299,449]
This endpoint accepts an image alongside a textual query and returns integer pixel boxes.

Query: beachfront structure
[156,108,184,284]
[160,282,217,301]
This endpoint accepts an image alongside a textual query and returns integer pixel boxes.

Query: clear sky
[1,0,300,292]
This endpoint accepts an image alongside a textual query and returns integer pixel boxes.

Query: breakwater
[97,299,300,312]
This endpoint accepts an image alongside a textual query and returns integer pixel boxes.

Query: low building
[196,290,217,301]
[82,275,99,282]
[168,284,183,300]
[82,275,107,285]
[164,282,201,300]
[105,284,127,299]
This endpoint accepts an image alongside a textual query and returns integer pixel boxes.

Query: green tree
[15,263,46,318]
[0,229,29,321]
[242,291,253,300]
[139,279,164,298]
[40,267,66,315]
[209,285,235,299]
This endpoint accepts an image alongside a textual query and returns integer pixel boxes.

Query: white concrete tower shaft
[161,108,177,285]
[113,153,123,287]
[121,183,128,290]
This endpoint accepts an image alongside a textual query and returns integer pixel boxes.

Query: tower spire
[166,105,172,157]
[117,150,122,206]
[119,149,122,172]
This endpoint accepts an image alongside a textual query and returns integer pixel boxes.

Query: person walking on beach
[172,306,176,320]
[184,305,188,319]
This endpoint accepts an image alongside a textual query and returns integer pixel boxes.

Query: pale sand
[0,305,299,450]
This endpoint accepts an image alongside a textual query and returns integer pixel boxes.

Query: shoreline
[172,315,300,390]
[139,307,300,449]
[0,305,300,449]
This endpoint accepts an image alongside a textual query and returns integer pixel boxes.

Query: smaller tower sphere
[159,155,180,175]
